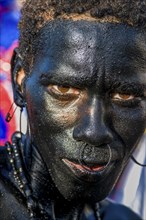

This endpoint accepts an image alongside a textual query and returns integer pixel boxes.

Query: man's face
[24,21,146,202]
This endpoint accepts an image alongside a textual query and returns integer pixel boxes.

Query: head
[11,0,146,204]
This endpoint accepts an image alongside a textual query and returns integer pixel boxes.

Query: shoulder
[0,177,29,220]
[0,145,8,164]
[0,166,29,220]
[101,199,142,220]
[0,145,29,219]
[0,145,12,180]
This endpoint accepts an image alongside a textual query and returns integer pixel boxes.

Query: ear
[11,48,26,107]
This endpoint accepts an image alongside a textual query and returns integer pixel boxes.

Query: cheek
[44,102,79,128]
[43,94,88,129]
[112,106,145,147]
[26,89,80,131]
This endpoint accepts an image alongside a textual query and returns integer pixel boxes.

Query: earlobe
[11,48,26,107]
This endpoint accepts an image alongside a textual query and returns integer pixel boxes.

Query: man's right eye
[48,85,80,95]
[47,84,81,101]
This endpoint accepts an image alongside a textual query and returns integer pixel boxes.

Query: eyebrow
[39,72,96,88]
[108,81,146,95]
[39,72,146,95]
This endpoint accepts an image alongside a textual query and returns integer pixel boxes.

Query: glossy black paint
[17,21,146,203]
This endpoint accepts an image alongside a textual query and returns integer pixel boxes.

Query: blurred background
[0,1,145,219]
[0,0,23,145]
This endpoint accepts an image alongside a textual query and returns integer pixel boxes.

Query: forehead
[32,20,146,86]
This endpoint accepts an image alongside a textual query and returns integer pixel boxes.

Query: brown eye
[47,85,80,97]
[57,86,70,94]
[112,93,134,100]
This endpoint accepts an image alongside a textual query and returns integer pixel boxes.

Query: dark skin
[14,20,146,215]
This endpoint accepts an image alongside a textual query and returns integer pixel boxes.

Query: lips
[62,158,114,182]
[63,159,106,172]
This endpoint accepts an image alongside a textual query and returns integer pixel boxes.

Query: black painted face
[24,21,146,203]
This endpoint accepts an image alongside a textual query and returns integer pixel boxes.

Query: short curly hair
[19,0,146,73]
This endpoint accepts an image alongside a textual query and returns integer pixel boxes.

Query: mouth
[63,159,107,172]
[62,158,115,182]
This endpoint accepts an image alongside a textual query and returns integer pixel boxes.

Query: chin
[48,160,123,205]
[56,179,113,204]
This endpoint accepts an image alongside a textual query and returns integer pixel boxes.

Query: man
[0,0,146,219]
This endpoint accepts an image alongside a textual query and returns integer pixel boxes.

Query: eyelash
[109,88,145,107]
[111,97,142,107]
[46,84,144,107]
[47,85,80,101]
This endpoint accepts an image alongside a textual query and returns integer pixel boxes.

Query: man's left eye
[111,93,135,101]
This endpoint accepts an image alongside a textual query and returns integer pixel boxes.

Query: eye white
[112,93,134,100]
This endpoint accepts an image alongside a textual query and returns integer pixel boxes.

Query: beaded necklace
[5,139,101,220]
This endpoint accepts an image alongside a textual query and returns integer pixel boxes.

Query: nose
[73,96,113,146]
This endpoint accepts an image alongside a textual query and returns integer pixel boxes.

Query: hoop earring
[130,130,146,167]
[10,106,24,145]
[20,107,23,133]
[26,110,31,136]
[130,155,146,167]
